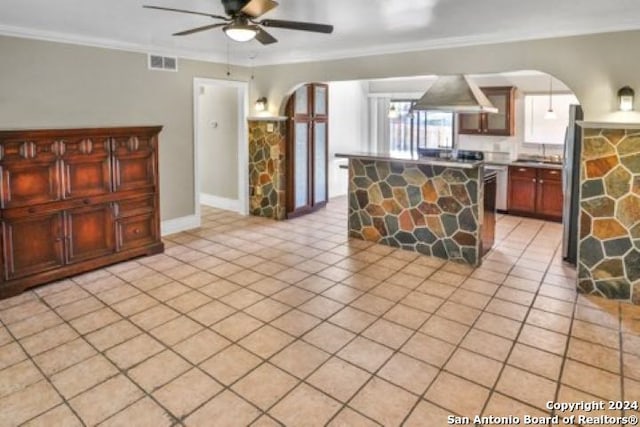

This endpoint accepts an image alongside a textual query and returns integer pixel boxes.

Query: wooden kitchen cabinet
[459,86,515,136]
[0,126,164,299]
[286,83,329,218]
[536,168,563,219]
[508,165,563,221]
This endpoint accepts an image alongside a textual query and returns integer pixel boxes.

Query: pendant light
[388,103,400,119]
[544,76,557,120]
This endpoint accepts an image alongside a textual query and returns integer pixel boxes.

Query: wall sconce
[618,86,635,111]
[255,97,267,112]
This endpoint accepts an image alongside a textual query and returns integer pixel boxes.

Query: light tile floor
[0,197,637,426]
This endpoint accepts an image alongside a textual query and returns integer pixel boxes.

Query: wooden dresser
[0,126,164,299]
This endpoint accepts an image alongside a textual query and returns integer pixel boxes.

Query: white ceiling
[1,0,640,65]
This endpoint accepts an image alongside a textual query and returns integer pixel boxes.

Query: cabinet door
[313,121,328,207]
[458,113,483,134]
[508,167,537,214]
[313,84,328,119]
[2,212,65,280]
[484,87,515,136]
[0,141,60,208]
[536,169,564,221]
[61,138,112,199]
[286,83,329,218]
[65,204,116,264]
[111,135,156,192]
[292,122,311,211]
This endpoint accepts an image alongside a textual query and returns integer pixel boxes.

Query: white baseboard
[200,193,241,213]
[161,215,200,236]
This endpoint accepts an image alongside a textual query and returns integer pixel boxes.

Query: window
[524,94,579,144]
[389,100,454,155]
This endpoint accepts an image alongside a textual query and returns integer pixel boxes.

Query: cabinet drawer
[509,166,537,178]
[115,195,155,218]
[116,213,156,250]
[539,168,562,181]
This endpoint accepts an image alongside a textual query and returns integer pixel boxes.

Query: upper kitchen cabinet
[286,83,329,218]
[459,86,515,136]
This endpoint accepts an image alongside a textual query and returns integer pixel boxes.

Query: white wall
[198,84,239,200]
[255,30,640,125]
[328,80,369,198]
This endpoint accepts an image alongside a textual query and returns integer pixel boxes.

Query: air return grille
[148,54,178,72]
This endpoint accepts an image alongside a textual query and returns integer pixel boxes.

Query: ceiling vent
[148,54,178,72]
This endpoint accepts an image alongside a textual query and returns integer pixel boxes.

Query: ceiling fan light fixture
[223,24,258,42]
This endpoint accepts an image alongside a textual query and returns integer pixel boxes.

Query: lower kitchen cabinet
[508,166,563,221]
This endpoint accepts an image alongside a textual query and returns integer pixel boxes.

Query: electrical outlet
[266,123,274,133]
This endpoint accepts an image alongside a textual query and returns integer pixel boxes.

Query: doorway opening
[193,78,249,224]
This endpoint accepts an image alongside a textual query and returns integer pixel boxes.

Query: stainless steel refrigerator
[562,104,584,265]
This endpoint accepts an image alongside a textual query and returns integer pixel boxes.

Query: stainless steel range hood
[413,75,498,113]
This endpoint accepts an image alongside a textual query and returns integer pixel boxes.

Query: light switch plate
[266,123,274,133]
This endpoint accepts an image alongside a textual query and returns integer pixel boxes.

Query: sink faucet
[540,144,546,160]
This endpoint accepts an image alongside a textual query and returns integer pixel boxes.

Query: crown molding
[2,21,640,67]
[0,24,255,66]
[249,23,640,66]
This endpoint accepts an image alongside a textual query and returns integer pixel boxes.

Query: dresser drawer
[116,213,157,251]
[115,195,155,218]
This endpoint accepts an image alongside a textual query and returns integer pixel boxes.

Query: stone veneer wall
[578,127,640,302]
[248,120,287,220]
[348,158,483,266]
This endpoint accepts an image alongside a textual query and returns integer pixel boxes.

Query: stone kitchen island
[336,152,491,266]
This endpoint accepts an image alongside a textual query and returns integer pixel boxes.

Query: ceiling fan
[144,0,334,44]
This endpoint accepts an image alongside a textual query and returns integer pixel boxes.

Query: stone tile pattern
[249,120,287,220]
[578,127,640,301]
[348,158,483,266]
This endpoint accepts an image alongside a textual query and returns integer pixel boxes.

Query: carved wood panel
[65,204,116,264]
[111,136,156,192]
[61,137,112,199]
[2,212,65,280]
[116,213,156,251]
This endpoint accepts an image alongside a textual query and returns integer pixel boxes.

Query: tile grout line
[402,214,545,424]
[473,218,561,421]
[0,208,599,426]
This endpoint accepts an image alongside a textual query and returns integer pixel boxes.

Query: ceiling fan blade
[143,5,228,21]
[173,23,226,36]
[255,27,278,45]
[259,19,333,33]
[241,0,279,18]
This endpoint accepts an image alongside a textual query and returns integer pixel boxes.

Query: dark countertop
[335,151,482,169]
[485,160,563,170]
